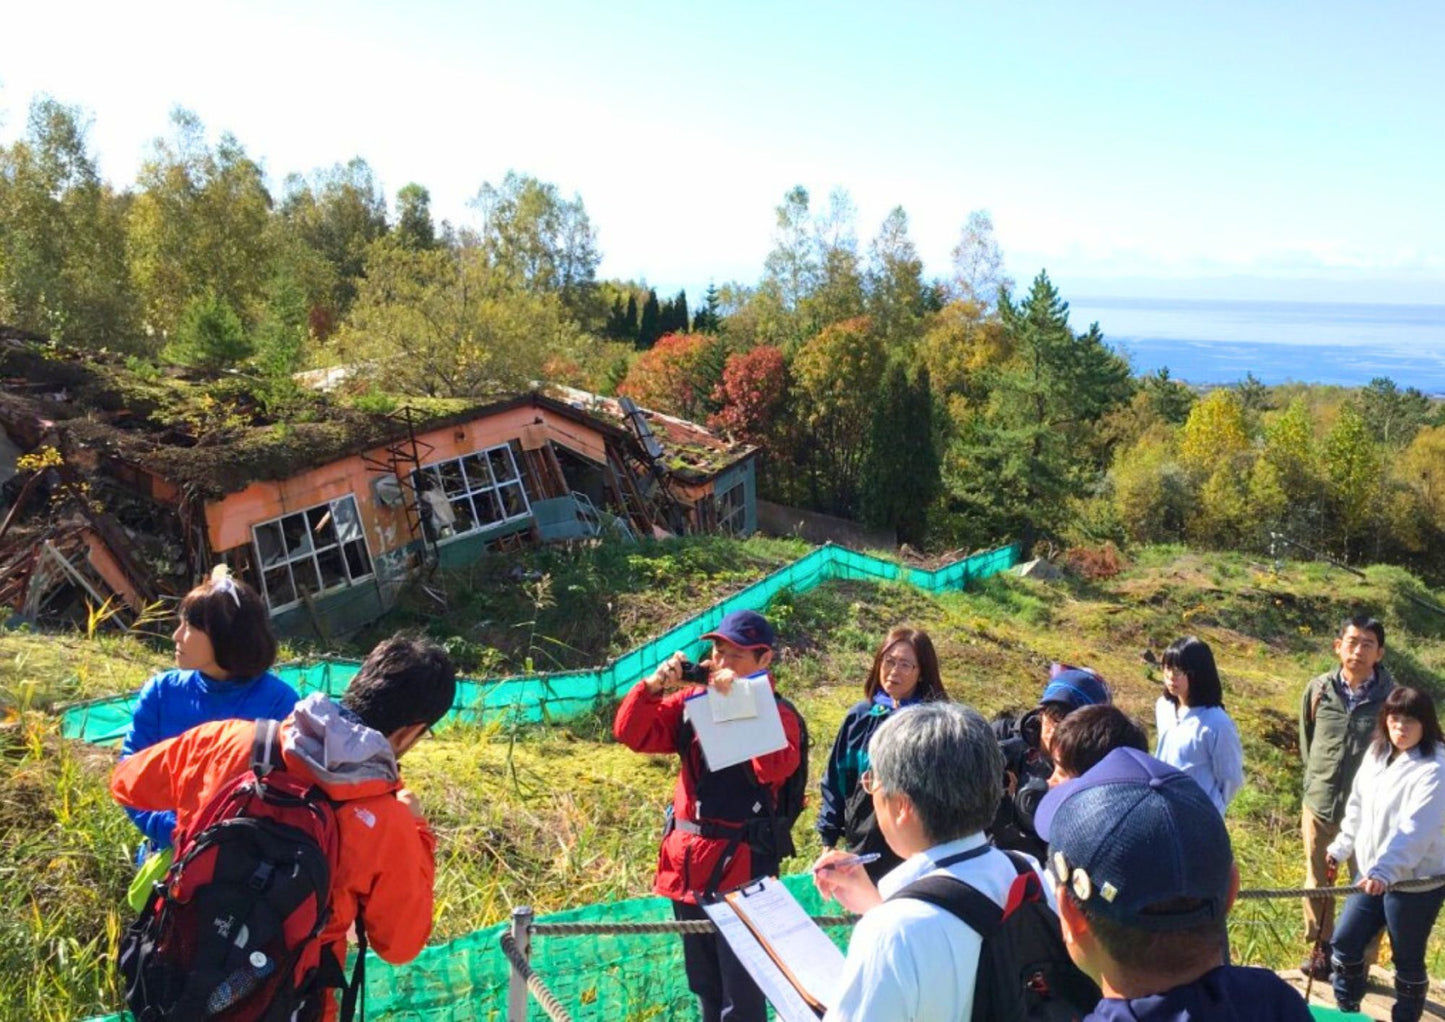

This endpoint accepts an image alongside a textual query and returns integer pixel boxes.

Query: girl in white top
[1154,636,1245,815]
[1326,686,1445,1021]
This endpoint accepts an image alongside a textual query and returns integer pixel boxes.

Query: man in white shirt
[813,702,1056,1022]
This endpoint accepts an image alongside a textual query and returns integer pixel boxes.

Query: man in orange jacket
[111,634,456,1021]
[614,609,803,1022]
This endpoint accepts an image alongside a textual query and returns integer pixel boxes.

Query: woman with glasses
[816,626,947,882]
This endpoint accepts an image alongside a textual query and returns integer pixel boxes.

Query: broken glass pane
[332,496,363,544]
[343,540,372,580]
[500,483,527,518]
[316,547,347,591]
[263,563,297,608]
[451,496,478,533]
[292,557,321,597]
[307,504,338,549]
[475,489,502,525]
[488,447,517,482]
[461,453,491,491]
[281,513,312,556]
[254,522,285,567]
[439,459,468,496]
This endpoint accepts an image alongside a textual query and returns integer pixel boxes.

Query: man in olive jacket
[1298,615,1393,978]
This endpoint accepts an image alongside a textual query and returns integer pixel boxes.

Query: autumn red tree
[616,332,727,423]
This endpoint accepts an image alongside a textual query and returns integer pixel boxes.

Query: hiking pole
[1304,858,1339,1004]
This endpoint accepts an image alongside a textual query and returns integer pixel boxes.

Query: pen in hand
[812,852,882,873]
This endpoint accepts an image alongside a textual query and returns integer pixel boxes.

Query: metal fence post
[507,906,534,1022]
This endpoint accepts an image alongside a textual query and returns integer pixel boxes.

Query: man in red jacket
[111,634,456,1022]
[614,609,803,1022]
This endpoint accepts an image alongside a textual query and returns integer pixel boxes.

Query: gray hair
[869,702,1003,844]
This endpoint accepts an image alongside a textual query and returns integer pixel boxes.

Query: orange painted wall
[203,404,611,557]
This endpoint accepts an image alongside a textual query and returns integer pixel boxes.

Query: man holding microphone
[613,610,804,1022]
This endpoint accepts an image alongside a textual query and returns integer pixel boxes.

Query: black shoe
[1301,950,1333,981]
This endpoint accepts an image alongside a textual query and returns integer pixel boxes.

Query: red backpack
[118,720,367,1021]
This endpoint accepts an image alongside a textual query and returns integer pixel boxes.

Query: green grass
[4,540,1445,1017]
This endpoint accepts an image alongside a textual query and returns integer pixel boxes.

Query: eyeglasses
[860,769,882,795]
[882,657,918,673]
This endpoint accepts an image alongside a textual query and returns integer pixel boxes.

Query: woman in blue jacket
[816,626,947,881]
[121,567,299,853]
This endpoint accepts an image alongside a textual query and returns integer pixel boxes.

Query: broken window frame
[411,443,533,544]
[717,479,747,536]
[251,494,374,614]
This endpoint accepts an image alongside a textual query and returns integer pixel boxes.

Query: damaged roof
[0,330,755,499]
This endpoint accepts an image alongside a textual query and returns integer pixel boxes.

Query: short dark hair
[870,703,1002,844]
[178,575,277,679]
[1160,636,1224,709]
[864,626,947,702]
[1051,705,1149,778]
[1072,892,1225,976]
[342,634,457,736]
[1341,615,1385,648]
[1373,686,1443,759]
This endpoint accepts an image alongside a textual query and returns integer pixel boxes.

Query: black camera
[990,709,1051,858]
[678,659,710,684]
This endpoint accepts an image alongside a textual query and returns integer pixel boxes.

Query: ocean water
[1067,297,1445,395]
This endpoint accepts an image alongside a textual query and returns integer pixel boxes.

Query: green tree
[1357,377,1431,449]
[164,290,252,369]
[804,188,865,333]
[949,272,1132,545]
[127,109,274,339]
[394,182,436,251]
[0,97,141,348]
[866,206,927,348]
[638,289,661,348]
[335,240,582,397]
[279,158,389,328]
[859,362,940,544]
[692,282,723,332]
[1140,368,1195,424]
[1322,402,1383,561]
[792,316,888,516]
[472,171,599,317]
[1258,397,1325,544]
[1178,389,1250,475]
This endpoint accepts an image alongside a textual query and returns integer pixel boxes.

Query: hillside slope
[3,540,1444,1019]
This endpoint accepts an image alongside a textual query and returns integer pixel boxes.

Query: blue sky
[3,1,1442,304]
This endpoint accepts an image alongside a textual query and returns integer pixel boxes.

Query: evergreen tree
[604,295,631,340]
[949,272,1133,547]
[860,362,940,544]
[693,282,723,332]
[638,289,661,348]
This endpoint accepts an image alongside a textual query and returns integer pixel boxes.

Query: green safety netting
[61,542,1022,745]
[83,873,849,1021]
[70,541,1022,1020]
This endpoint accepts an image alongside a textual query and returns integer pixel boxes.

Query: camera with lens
[990,708,1051,858]
[678,659,711,684]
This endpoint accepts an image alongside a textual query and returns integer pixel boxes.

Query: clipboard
[683,672,787,771]
[700,878,845,1021]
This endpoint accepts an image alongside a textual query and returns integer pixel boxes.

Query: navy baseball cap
[1035,747,1233,932]
[1039,666,1109,710]
[701,610,776,651]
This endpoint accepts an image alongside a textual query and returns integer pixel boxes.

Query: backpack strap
[339,915,368,1022]
[892,872,1004,939]
[251,718,283,778]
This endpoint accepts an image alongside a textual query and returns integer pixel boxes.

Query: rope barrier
[499,931,574,1022]
[1236,875,1445,900]
[528,915,857,936]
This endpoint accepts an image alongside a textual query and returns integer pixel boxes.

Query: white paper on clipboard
[683,672,786,771]
[700,885,831,1022]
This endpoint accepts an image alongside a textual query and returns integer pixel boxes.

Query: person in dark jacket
[817,626,947,882]
[1038,748,1312,1022]
[613,610,803,1022]
[1299,615,1394,978]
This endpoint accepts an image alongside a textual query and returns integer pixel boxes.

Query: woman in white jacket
[1327,685,1445,1022]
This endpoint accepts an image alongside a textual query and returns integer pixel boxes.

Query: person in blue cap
[1037,747,1311,1020]
[614,609,804,1022]
[992,663,1111,859]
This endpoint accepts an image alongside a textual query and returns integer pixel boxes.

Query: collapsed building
[0,328,758,638]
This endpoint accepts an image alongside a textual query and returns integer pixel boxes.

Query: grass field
[3,537,1444,1018]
